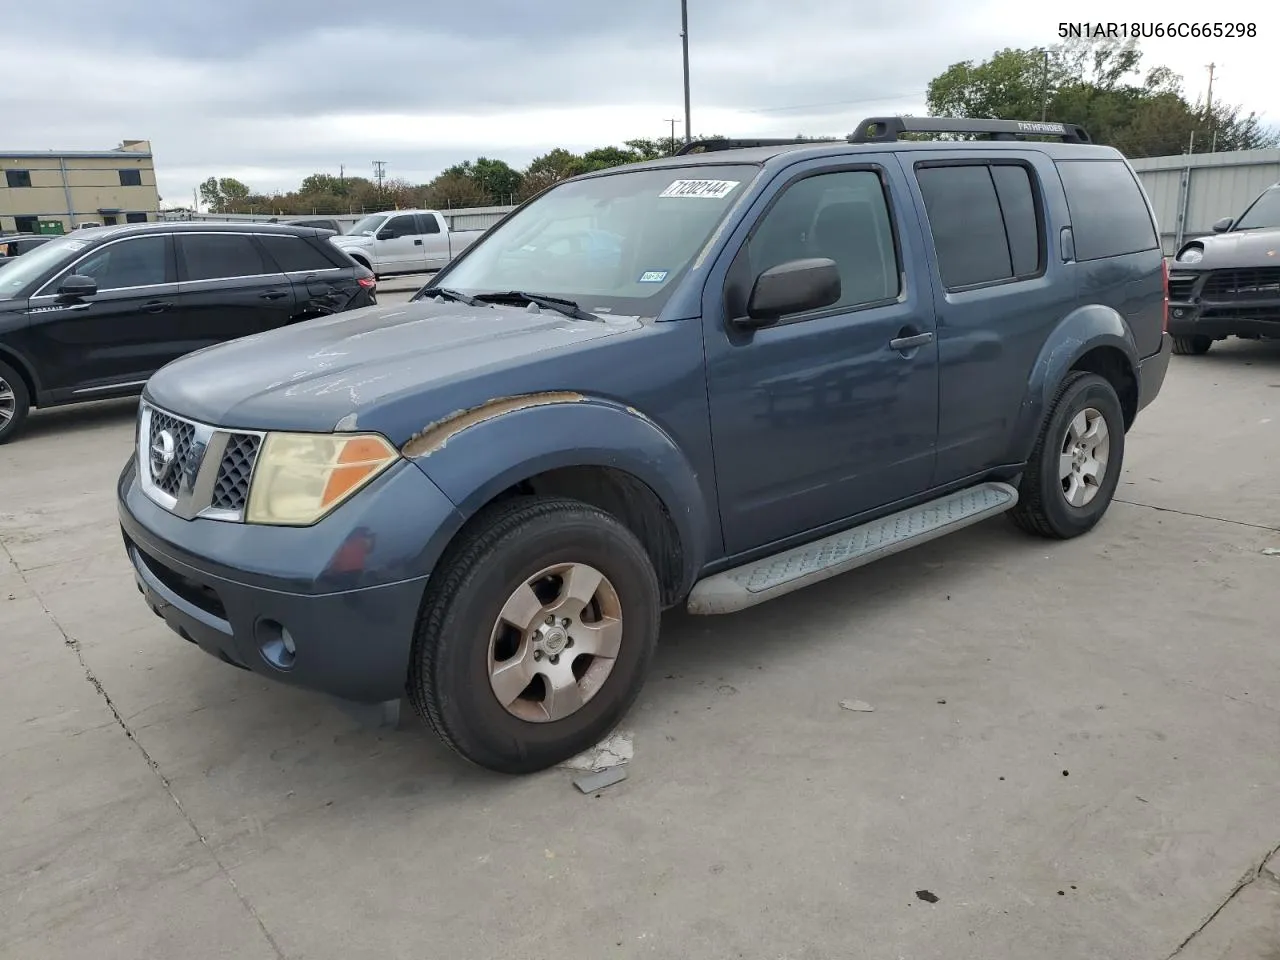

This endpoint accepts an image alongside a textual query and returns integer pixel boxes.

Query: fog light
[256,618,297,670]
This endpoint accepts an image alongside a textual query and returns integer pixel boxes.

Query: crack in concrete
[1115,497,1280,533]
[0,537,287,960]
[1165,838,1280,959]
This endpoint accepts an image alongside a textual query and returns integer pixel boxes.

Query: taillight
[1161,259,1169,333]
[357,277,376,290]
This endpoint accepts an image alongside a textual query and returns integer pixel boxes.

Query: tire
[0,359,31,445]
[1172,334,1212,356]
[407,496,660,774]
[1009,371,1125,540]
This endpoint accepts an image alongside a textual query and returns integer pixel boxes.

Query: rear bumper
[117,457,463,703]
[1135,333,1173,414]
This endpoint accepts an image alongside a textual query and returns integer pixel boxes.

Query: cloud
[0,0,1273,202]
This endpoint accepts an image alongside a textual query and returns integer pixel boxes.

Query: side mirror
[57,274,98,300]
[1211,217,1234,233]
[741,258,841,327]
[376,229,395,240]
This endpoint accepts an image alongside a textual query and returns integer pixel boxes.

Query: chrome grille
[138,402,263,522]
[211,434,261,512]
[148,410,197,498]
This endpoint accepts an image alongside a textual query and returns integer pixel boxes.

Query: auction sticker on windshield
[659,179,740,199]
[638,270,668,283]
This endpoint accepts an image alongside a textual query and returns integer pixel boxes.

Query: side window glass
[747,169,901,312]
[178,234,271,281]
[258,234,337,272]
[990,165,1041,277]
[417,214,442,235]
[1055,159,1158,260]
[73,236,168,290]
[383,215,418,238]
[915,165,1013,289]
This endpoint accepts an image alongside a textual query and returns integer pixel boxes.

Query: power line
[745,91,927,114]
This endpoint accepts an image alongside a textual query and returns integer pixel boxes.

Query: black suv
[0,222,375,442]
[0,234,55,266]
[1168,180,1280,355]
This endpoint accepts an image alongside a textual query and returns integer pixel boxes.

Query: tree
[197,176,251,213]
[926,39,1278,157]
[420,171,491,209]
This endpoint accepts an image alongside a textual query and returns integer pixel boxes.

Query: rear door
[257,233,361,317]
[24,232,179,396]
[416,212,449,268]
[899,151,1066,484]
[173,232,296,349]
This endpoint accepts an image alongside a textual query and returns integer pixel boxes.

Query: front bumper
[1167,303,1280,339]
[118,456,464,703]
[1135,332,1173,414]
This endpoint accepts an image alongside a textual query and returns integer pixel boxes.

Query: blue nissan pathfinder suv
[117,116,1173,774]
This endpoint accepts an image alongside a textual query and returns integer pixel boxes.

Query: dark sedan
[0,233,55,266]
[0,222,376,442]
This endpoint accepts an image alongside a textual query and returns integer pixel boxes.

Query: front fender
[401,394,712,593]
[1011,304,1138,463]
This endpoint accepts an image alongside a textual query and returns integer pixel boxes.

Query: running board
[686,482,1019,615]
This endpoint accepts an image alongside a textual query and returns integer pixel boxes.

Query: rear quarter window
[1056,159,1158,261]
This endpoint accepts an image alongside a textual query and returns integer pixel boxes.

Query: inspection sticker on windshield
[638,270,668,283]
[659,179,740,199]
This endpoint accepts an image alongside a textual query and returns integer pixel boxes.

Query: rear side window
[178,234,271,281]
[258,234,339,272]
[1055,159,1158,261]
[416,214,442,235]
[915,163,1044,290]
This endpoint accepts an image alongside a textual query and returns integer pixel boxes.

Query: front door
[703,159,940,556]
[374,213,426,274]
[24,232,179,396]
[172,232,297,351]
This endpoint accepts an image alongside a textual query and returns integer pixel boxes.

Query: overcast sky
[1,0,1273,205]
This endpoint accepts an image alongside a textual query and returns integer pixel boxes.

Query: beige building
[0,140,160,234]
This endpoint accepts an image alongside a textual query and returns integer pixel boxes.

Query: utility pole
[665,118,679,155]
[1040,49,1050,121]
[1205,63,1217,152]
[372,160,387,200]
[680,0,691,143]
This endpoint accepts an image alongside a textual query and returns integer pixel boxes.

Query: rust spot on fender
[401,391,586,458]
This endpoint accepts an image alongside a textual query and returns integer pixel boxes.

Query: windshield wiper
[422,286,487,307]
[471,290,602,322]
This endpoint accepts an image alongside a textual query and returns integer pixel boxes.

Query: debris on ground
[839,699,875,713]
[1262,548,1280,556]
[936,698,947,705]
[915,889,939,903]
[573,766,628,794]
[559,730,633,772]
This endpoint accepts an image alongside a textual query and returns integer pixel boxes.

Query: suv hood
[143,299,642,439]
[1181,228,1280,268]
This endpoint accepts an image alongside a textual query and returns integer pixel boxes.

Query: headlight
[245,432,399,526]
[1177,245,1204,264]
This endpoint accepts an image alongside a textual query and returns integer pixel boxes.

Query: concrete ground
[2,311,1278,959]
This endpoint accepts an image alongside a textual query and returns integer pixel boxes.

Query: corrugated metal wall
[1129,150,1280,254]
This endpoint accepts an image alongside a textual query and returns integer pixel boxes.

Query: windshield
[434,165,759,317]
[0,235,88,299]
[346,214,387,237]
[1233,186,1280,231]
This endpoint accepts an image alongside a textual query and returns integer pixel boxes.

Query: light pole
[680,0,691,143]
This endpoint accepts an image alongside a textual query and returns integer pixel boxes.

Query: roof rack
[849,116,1092,145]
[673,136,841,156]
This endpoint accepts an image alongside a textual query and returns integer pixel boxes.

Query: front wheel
[1009,372,1125,540]
[408,497,660,774]
[1172,334,1212,356]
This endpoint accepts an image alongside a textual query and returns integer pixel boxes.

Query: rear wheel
[1172,334,1212,356]
[408,497,660,774]
[0,359,31,445]
[1009,372,1125,540]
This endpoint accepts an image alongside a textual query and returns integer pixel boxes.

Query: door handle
[413,239,423,246]
[143,300,173,313]
[260,291,288,300]
[889,331,934,352]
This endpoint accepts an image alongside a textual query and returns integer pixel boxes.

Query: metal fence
[1130,149,1280,255]
[158,205,515,233]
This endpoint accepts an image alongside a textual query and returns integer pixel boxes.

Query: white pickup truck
[330,209,485,276]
